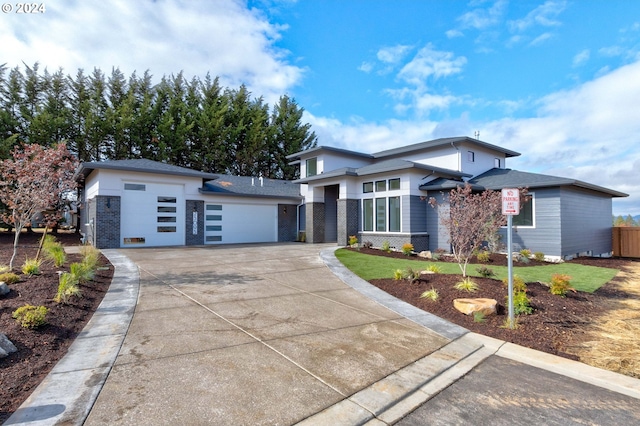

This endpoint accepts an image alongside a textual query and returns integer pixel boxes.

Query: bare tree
[430,183,526,277]
[0,143,78,269]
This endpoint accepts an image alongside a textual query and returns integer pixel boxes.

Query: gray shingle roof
[419,168,628,197]
[75,159,219,180]
[295,159,470,183]
[286,145,374,161]
[201,175,302,200]
[372,136,521,159]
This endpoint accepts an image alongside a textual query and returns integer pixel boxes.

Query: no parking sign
[502,188,520,215]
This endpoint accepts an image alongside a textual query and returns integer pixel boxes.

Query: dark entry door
[324,185,338,242]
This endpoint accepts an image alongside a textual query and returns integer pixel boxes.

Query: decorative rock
[0,333,18,358]
[0,281,9,296]
[453,298,497,316]
[418,251,432,259]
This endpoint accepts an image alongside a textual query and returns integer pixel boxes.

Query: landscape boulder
[0,333,17,358]
[453,298,497,316]
[0,282,9,296]
[418,251,432,259]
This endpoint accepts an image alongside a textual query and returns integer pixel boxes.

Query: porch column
[306,202,325,243]
[337,198,359,246]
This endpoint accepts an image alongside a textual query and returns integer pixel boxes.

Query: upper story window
[467,151,475,163]
[363,182,374,193]
[389,178,400,190]
[375,180,386,192]
[306,157,317,177]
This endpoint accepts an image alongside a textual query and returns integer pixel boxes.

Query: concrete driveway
[84,243,455,425]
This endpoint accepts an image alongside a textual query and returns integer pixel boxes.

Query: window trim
[306,157,318,177]
[509,192,535,228]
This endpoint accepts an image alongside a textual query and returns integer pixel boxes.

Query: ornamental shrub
[401,243,414,256]
[12,305,48,328]
[550,274,574,297]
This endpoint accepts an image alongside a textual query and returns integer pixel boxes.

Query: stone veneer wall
[278,204,298,242]
[185,200,205,245]
[306,202,325,243]
[337,199,359,246]
[357,233,429,252]
[88,195,121,249]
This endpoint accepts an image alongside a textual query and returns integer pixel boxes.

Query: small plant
[425,264,442,273]
[363,241,373,249]
[12,305,48,328]
[509,291,533,315]
[348,235,358,248]
[454,277,479,293]
[55,272,82,304]
[0,264,9,273]
[501,316,520,329]
[420,287,439,301]
[70,262,95,284]
[403,267,421,284]
[473,311,486,323]
[519,248,532,258]
[401,243,414,256]
[476,266,495,278]
[502,275,527,293]
[550,273,575,297]
[382,241,391,253]
[393,269,404,280]
[21,258,42,275]
[0,272,20,284]
[80,245,101,270]
[476,250,491,263]
[45,245,67,267]
[431,252,441,261]
[533,251,545,262]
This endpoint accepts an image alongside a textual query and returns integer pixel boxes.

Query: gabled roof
[201,175,302,200]
[286,145,374,161]
[295,159,470,184]
[419,168,628,198]
[75,159,219,180]
[372,136,521,159]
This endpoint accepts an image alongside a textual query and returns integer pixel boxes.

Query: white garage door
[205,203,277,244]
[121,182,185,247]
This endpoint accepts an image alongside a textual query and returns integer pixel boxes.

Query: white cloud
[457,0,508,30]
[529,32,553,46]
[397,44,467,86]
[0,0,304,104]
[446,29,464,39]
[572,49,590,67]
[358,62,374,73]
[376,45,413,64]
[508,0,567,33]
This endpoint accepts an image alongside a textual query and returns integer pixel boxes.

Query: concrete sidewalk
[6,243,640,425]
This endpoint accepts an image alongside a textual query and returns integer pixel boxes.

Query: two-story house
[288,136,627,259]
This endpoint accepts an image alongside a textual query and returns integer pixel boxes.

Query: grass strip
[335,249,619,293]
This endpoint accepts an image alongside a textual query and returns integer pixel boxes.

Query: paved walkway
[6,243,640,425]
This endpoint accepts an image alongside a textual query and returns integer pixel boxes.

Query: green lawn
[335,248,620,293]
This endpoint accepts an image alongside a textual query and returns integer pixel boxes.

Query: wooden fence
[612,227,640,258]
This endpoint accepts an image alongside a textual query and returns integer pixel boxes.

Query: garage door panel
[205,203,276,244]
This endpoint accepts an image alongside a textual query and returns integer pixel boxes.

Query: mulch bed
[0,231,113,423]
[350,247,638,359]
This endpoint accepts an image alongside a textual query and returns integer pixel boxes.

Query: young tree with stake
[0,143,78,269]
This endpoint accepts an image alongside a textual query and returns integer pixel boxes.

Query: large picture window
[389,196,400,232]
[363,199,373,231]
[376,198,386,231]
[513,193,534,227]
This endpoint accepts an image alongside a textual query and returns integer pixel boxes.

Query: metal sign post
[502,188,520,329]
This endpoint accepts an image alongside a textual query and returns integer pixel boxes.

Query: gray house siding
[499,188,562,256]
[278,203,298,242]
[406,195,428,233]
[559,187,613,257]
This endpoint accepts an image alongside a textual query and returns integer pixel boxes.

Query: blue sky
[2,0,639,215]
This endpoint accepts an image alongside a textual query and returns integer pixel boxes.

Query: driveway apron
[84,243,451,425]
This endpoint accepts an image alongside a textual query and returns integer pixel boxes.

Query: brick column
[92,195,121,249]
[337,198,359,246]
[305,202,325,243]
